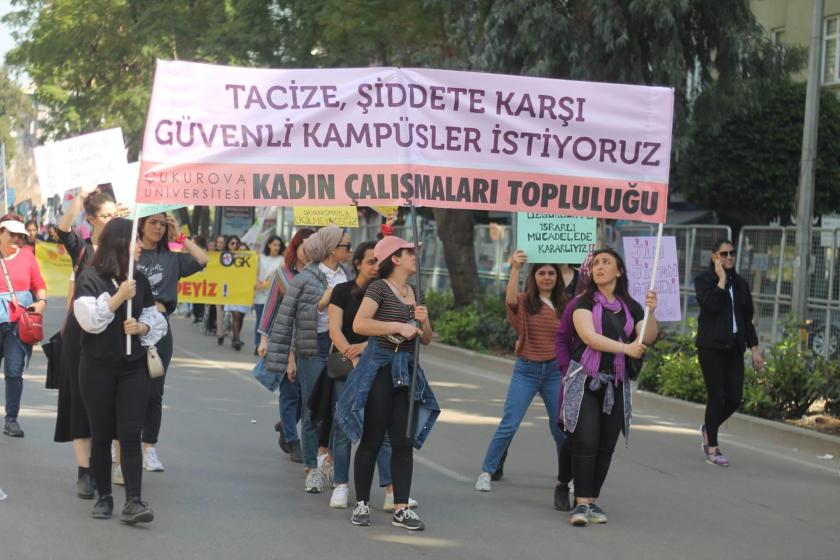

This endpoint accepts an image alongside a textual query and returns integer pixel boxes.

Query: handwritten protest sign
[516,213,595,264]
[622,236,681,322]
[137,62,674,223]
[293,206,359,227]
[34,128,127,197]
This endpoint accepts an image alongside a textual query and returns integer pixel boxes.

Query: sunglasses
[336,243,352,250]
[718,250,736,258]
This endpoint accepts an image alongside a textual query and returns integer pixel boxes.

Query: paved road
[1,301,839,560]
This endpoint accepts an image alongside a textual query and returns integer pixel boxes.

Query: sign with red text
[176,250,257,305]
[622,236,681,322]
[137,62,674,223]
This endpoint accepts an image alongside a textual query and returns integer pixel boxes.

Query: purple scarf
[580,291,634,383]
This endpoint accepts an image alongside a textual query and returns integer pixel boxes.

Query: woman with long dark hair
[74,218,167,523]
[694,240,763,467]
[222,235,249,350]
[336,236,439,531]
[475,250,568,493]
[258,227,315,462]
[136,213,208,472]
[54,187,117,498]
[564,248,657,526]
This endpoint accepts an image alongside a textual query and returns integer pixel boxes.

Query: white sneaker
[112,463,125,486]
[143,447,165,472]
[318,453,335,488]
[330,485,350,508]
[304,469,324,493]
[382,492,419,512]
[475,472,492,492]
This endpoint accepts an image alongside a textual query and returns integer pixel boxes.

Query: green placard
[516,213,596,264]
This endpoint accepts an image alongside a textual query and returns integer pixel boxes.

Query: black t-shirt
[571,295,644,371]
[329,280,367,345]
[57,228,94,273]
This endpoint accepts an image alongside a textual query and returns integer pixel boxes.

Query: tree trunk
[432,208,478,307]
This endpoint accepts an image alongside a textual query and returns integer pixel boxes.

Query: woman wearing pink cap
[335,235,439,532]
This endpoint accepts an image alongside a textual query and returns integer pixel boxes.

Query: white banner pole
[636,222,664,343]
[126,204,140,354]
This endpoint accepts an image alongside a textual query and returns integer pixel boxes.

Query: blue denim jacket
[335,339,440,449]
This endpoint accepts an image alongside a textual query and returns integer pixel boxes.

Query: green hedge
[429,289,840,422]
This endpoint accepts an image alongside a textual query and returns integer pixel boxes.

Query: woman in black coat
[694,240,764,467]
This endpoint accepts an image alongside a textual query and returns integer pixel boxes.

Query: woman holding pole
[564,248,657,526]
[474,250,568,493]
[694,240,763,467]
[336,235,438,531]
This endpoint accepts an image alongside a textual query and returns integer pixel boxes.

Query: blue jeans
[297,333,331,468]
[2,323,31,422]
[253,304,264,348]
[278,374,301,445]
[480,357,565,474]
[331,377,393,486]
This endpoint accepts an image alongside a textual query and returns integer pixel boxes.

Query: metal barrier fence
[737,226,840,358]
[338,218,839,357]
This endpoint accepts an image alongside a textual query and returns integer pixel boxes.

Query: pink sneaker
[705,449,730,467]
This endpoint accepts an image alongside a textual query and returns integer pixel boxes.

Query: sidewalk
[425,341,840,459]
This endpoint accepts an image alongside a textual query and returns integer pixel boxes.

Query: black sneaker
[3,420,24,437]
[569,503,590,526]
[491,449,507,481]
[289,440,303,463]
[392,507,425,531]
[554,482,571,511]
[588,503,607,524]
[77,471,96,500]
[351,501,371,526]
[91,495,114,519]
[121,497,154,524]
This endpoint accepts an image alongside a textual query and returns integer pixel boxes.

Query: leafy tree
[680,80,840,228]
[0,65,33,158]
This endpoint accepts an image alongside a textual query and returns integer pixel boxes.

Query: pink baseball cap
[374,236,421,266]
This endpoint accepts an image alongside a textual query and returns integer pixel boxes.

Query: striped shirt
[364,279,425,352]
[507,293,560,362]
[257,265,298,336]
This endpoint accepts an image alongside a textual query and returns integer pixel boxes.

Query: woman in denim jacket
[336,236,439,532]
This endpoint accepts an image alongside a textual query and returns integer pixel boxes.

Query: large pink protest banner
[137,62,674,222]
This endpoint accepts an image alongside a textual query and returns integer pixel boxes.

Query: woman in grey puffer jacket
[266,225,353,493]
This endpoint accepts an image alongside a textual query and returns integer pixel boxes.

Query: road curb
[428,341,840,457]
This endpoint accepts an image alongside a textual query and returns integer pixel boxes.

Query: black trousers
[79,354,150,500]
[571,383,624,499]
[558,435,573,484]
[143,325,172,445]
[353,366,413,504]
[698,346,744,447]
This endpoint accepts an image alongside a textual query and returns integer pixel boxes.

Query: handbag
[326,343,354,379]
[110,278,164,379]
[146,345,165,379]
[0,254,44,344]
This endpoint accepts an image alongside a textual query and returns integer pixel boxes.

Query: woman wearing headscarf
[265,225,352,493]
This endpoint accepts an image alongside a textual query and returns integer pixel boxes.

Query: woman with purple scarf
[563,248,657,526]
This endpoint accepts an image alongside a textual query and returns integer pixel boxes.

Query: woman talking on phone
[694,240,763,467]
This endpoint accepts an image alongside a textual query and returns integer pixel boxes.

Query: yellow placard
[293,206,359,227]
[35,242,73,298]
[176,250,258,305]
[371,206,399,217]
